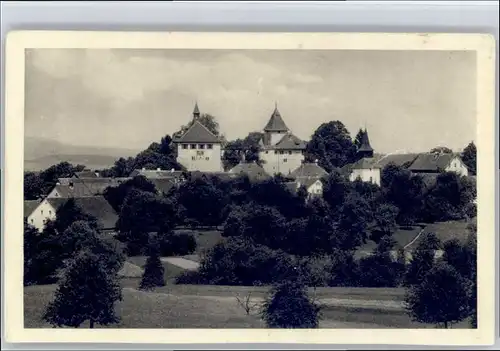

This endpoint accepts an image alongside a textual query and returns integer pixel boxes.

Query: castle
[174,103,307,175]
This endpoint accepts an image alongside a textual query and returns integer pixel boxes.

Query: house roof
[73,171,98,178]
[264,106,289,132]
[228,162,270,181]
[46,196,118,230]
[51,184,95,198]
[24,200,41,218]
[129,169,184,179]
[296,176,322,189]
[263,133,307,150]
[351,157,382,170]
[357,129,374,154]
[54,177,131,197]
[189,171,234,182]
[408,153,458,172]
[149,178,176,195]
[174,120,221,144]
[290,162,328,179]
[374,153,420,168]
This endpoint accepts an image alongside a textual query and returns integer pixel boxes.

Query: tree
[103,175,158,213]
[334,192,372,250]
[222,132,263,171]
[39,162,82,195]
[422,172,476,222]
[117,189,177,255]
[305,121,357,172]
[139,247,165,290]
[329,249,360,287]
[405,262,470,328]
[381,165,424,227]
[24,172,43,200]
[461,141,476,175]
[261,280,321,328]
[353,128,365,150]
[175,175,228,228]
[359,236,400,287]
[430,146,453,154]
[404,232,441,286]
[43,249,122,328]
[371,203,399,242]
[173,113,221,139]
[53,198,99,234]
[24,221,42,285]
[322,170,349,215]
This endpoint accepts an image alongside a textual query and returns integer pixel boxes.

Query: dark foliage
[43,250,122,328]
[139,248,166,290]
[261,280,321,328]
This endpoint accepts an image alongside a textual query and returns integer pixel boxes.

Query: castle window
[190,144,197,149]
[288,151,292,155]
[274,151,278,154]
[279,151,284,155]
[283,159,288,163]
[192,156,196,161]
[197,151,204,156]
[265,151,268,154]
[370,177,373,183]
[182,144,188,149]
[207,144,213,149]
[198,144,205,149]
[205,157,210,161]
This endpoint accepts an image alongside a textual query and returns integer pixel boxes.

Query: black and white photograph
[3,31,496,345]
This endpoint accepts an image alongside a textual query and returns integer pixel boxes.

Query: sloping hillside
[24,136,140,171]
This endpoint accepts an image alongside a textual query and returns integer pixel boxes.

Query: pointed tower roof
[263,103,289,132]
[193,102,200,119]
[357,128,374,154]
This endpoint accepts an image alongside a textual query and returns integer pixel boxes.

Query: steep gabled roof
[357,129,374,154]
[149,178,176,195]
[264,106,289,132]
[229,162,270,182]
[290,162,328,179]
[73,171,98,179]
[375,153,420,169]
[24,200,41,218]
[174,121,221,144]
[264,133,307,150]
[408,153,458,172]
[296,176,322,190]
[47,196,118,230]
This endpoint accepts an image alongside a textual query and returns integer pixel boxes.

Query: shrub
[261,280,321,328]
[158,232,197,256]
[139,250,165,290]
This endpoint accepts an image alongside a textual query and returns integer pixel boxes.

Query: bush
[158,232,197,256]
[181,237,296,286]
[139,250,165,290]
[261,280,321,328]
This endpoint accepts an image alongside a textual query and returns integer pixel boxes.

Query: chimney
[157,168,161,171]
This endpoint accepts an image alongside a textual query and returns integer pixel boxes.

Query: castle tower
[258,103,306,176]
[357,128,374,159]
[173,102,223,172]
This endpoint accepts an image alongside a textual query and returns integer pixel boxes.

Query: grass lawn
[24,284,472,329]
[122,256,187,288]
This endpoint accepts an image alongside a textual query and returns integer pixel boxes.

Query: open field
[24,284,472,329]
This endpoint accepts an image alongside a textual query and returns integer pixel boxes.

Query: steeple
[193,102,200,120]
[357,128,374,158]
[263,102,289,132]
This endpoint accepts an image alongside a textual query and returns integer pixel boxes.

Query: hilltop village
[23,102,478,329]
[24,102,474,232]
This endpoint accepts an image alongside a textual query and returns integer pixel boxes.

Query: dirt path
[161,257,200,270]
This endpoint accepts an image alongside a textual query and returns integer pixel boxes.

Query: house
[26,196,119,232]
[228,155,271,182]
[408,152,469,177]
[284,177,324,200]
[258,104,307,176]
[349,128,382,186]
[173,103,224,172]
[374,153,420,169]
[289,161,328,179]
[24,200,41,221]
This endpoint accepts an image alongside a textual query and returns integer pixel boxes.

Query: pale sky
[25,48,477,154]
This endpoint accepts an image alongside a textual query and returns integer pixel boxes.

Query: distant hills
[24,136,140,171]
